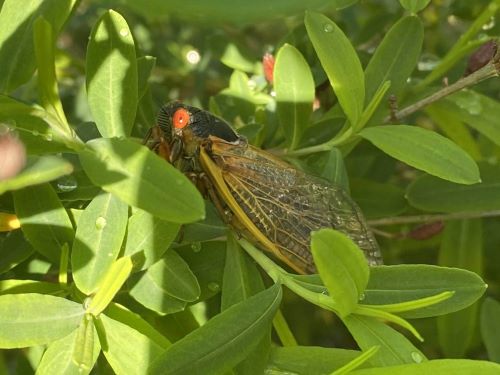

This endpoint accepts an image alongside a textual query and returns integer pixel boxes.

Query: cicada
[145,102,382,274]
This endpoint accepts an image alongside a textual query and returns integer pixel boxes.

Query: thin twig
[368,210,500,226]
[384,57,500,123]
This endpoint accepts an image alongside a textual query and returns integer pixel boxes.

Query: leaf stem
[368,210,500,226]
[273,309,298,346]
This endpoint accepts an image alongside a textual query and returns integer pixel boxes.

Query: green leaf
[399,0,431,13]
[438,220,482,358]
[121,0,354,25]
[426,105,482,161]
[152,250,200,301]
[36,324,101,375]
[350,179,407,219]
[87,256,133,316]
[364,16,423,111]
[267,346,362,375]
[0,95,78,154]
[148,283,282,375]
[436,90,500,146]
[305,11,365,126]
[343,315,426,366]
[0,279,63,296]
[406,164,500,213]
[0,230,34,274]
[221,232,265,310]
[124,208,180,271]
[99,313,166,374]
[13,183,75,263]
[481,298,500,363]
[359,125,480,184]
[440,91,500,148]
[79,138,204,223]
[71,193,128,295]
[0,293,83,348]
[178,241,226,301]
[0,0,77,93]
[181,201,226,242]
[33,17,70,132]
[363,265,487,319]
[137,56,156,100]
[128,250,199,314]
[333,346,379,374]
[307,148,350,191]
[350,359,500,374]
[104,302,171,348]
[72,314,96,372]
[86,10,138,137]
[0,155,73,195]
[274,43,315,150]
[311,229,369,317]
[220,43,257,73]
[221,233,268,375]
[127,275,186,316]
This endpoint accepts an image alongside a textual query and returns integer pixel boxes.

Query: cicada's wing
[209,140,382,274]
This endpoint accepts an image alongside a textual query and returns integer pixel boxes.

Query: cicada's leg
[197,172,233,224]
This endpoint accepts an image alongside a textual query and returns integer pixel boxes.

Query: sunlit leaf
[0,293,83,348]
[149,283,282,375]
[79,138,204,223]
[311,229,369,317]
[86,10,138,137]
[305,11,365,126]
[71,193,128,295]
[359,125,480,184]
[274,43,314,149]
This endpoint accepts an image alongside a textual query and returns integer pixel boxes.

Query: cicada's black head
[157,102,240,144]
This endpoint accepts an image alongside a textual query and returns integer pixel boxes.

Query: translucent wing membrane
[209,139,382,273]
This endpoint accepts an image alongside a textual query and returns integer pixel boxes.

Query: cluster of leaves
[0,0,500,374]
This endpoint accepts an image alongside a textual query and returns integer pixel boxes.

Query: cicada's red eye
[172,108,191,129]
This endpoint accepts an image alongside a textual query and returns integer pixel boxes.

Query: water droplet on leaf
[95,216,107,229]
[358,292,366,301]
[191,242,202,252]
[119,28,129,37]
[56,175,78,192]
[482,16,495,30]
[323,23,334,33]
[411,351,423,363]
[208,282,220,292]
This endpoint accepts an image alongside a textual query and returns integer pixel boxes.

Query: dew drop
[417,54,440,71]
[191,242,202,253]
[208,282,220,292]
[44,133,53,141]
[56,175,78,192]
[108,252,113,257]
[482,16,495,30]
[95,216,107,229]
[32,130,39,137]
[119,28,129,37]
[411,351,423,363]
[323,23,334,33]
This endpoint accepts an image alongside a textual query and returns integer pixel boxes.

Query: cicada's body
[146,102,382,274]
